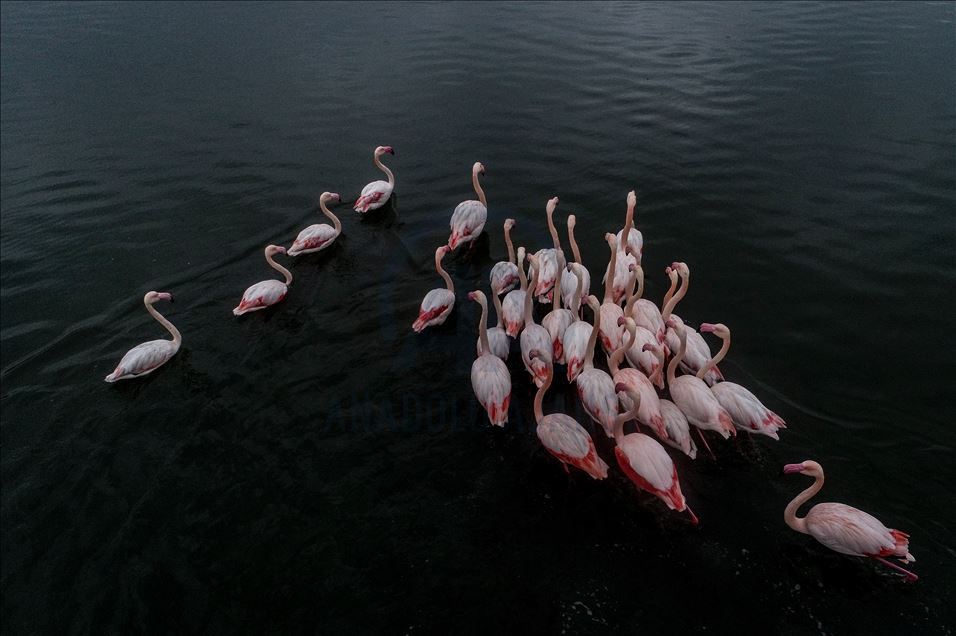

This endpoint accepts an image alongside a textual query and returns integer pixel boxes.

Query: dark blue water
[2,2,954,633]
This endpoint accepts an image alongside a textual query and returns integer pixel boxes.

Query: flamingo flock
[103,147,918,582]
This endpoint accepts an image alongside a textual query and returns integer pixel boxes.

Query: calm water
[2,1,954,633]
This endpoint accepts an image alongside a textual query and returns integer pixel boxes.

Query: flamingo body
[613,368,667,440]
[233,280,288,315]
[520,324,553,387]
[563,321,592,382]
[413,288,454,332]
[659,399,698,459]
[471,355,511,426]
[105,339,178,382]
[711,382,786,440]
[448,200,487,250]
[614,434,694,521]
[288,224,337,256]
[537,414,609,479]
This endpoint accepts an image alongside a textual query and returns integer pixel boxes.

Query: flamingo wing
[234,280,288,315]
[413,288,455,332]
[471,355,511,426]
[289,223,338,256]
[448,200,487,249]
[105,339,178,382]
[711,382,785,439]
[355,180,392,213]
[806,503,914,561]
[576,368,619,437]
[537,414,609,479]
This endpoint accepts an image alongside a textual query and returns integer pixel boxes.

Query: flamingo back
[471,355,511,426]
[575,368,618,437]
[806,503,914,562]
[105,339,179,382]
[448,200,487,249]
[563,321,592,382]
[711,382,785,440]
[234,280,288,315]
[413,288,455,332]
[537,414,609,479]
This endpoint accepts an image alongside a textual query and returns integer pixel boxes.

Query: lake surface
[2,1,954,633]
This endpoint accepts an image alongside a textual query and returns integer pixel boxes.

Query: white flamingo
[559,213,591,313]
[104,291,181,382]
[469,290,511,426]
[541,250,574,364]
[489,218,519,294]
[501,246,528,337]
[476,287,510,360]
[288,192,343,256]
[576,295,620,438]
[520,254,553,387]
[412,246,455,332]
[233,245,292,316]
[562,262,592,382]
[448,162,487,250]
[354,146,395,213]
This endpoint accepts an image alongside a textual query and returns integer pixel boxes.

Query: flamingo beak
[642,343,654,352]
[700,323,716,333]
[614,382,628,393]
[468,291,478,301]
[783,463,805,475]
[617,316,625,327]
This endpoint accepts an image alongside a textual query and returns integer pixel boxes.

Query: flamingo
[628,259,668,350]
[612,386,698,525]
[541,250,574,364]
[660,399,698,459]
[784,460,917,581]
[662,262,722,385]
[610,317,667,440]
[604,191,642,304]
[412,246,455,332]
[476,287,510,360]
[622,274,666,389]
[697,323,786,440]
[501,246,528,337]
[448,162,487,250]
[530,197,562,303]
[576,295,620,438]
[233,245,292,316]
[559,214,591,313]
[104,291,181,382]
[562,262,592,382]
[520,254,553,387]
[598,233,626,356]
[288,192,343,256]
[489,218,519,294]
[666,319,735,458]
[469,290,511,426]
[532,357,609,479]
[354,146,395,213]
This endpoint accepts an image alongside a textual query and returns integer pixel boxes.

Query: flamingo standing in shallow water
[105,291,181,382]
[448,162,487,250]
[477,288,510,360]
[489,218,519,294]
[576,295,620,438]
[613,386,698,525]
[354,146,395,213]
[520,254,553,387]
[784,460,917,581]
[532,359,609,479]
[501,246,528,337]
[610,317,667,440]
[288,192,343,256]
[562,262,592,382]
[233,245,292,316]
[697,322,786,440]
[530,197,562,303]
[541,250,574,364]
[559,214,591,313]
[469,290,511,426]
[412,246,455,332]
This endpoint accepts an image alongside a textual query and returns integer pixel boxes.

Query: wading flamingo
[476,287,510,360]
[412,246,455,332]
[784,460,917,581]
[288,192,343,256]
[541,250,574,364]
[501,246,528,336]
[559,214,591,313]
[622,271,666,388]
[562,262,592,382]
[530,197,561,303]
[469,290,511,426]
[354,146,395,213]
[605,191,642,304]
[448,161,487,250]
[662,262,722,385]
[233,245,292,316]
[520,254,553,387]
[489,218,519,294]
[599,234,626,356]
[576,295,620,438]
[613,386,698,524]
[532,358,609,479]
[660,399,698,459]
[610,317,667,440]
[104,291,181,382]
[628,260,668,351]
[698,322,786,439]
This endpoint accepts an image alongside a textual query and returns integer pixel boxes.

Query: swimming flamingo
[622,274,666,388]
[562,262,592,382]
[697,323,786,439]
[469,290,511,426]
[501,246,528,336]
[784,460,917,581]
[412,246,455,332]
[532,358,609,479]
[605,191,642,304]
[662,262,722,385]
[610,317,667,440]
[576,295,620,438]
[233,245,292,316]
[628,259,668,349]
[520,254,553,387]
[529,197,561,304]
[666,319,735,457]
[598,234,625,356]
[559,214,591,313]
[354,146,395,213]
[541,250,574,364]
[448,162,487,250]
[476,287,510,360]
[104,291,181,382]
[613,386,698,525]
[660,399,698,459]
[489,218,519,294]
[288,192,343,256]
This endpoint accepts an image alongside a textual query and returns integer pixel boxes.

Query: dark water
[2,1,954,633]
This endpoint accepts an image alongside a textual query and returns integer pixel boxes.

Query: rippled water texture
[2,2,954,633]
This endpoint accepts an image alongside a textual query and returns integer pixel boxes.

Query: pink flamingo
[630,258,669,346]
[530,197,562,303]
[532,358,609,479]
[697,322,786,439]
[469,290,511,426]
[576,295,620,438]
[104,291,181,382]
[562,262,592,382]
[288,192,343,256]
[448,162,487,250]
[412,246,455,332]
[520,254,553,387]
[784,460,917,581]
[541,250,574,364]
[605,191,642,304]
[613,386,698,525]
[662,262,722,386]
[559,214,591,312]
[233,245,292,316]
[609,317,667,440]
[660,399,697,459]
[622,265,666,388]
[501,246,528,337]
[489,218,519,294]
[666,319,735,458]
[354,146,395,213]
[476,287,510,360]
[598,233,625,356]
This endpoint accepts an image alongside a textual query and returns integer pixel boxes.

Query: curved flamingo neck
[667,328,686,386]
[662,269,688,321]
[476,294,490,356]
[570,265,584,316]
[613,389,641,442]
[568,222,583,264]
[146,300,181,346]
[267,251,292,286]
[375,152,394,186]
[435,250,453,292]
[552,252,565,310]
[517,248,528,291]
[504,224,515,264]
[320,197,341,235]
[603,238,617,304]
[785,473,824,535]
[662,273,679,310]
[524,259,538,325]
[621,200,635,248]
[698,330,731,380]
[584,299,600,369]
[472,168,486,207]
[625,267,644,315]
[491,289,505,328]
[546,205,560,250]
[610,320,635,375]
[533,369,552,424]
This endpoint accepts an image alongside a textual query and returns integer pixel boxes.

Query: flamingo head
[436,245,450,259]
[641,343,655,353]
[784,461,822,476]
[266,245,287,257]
[627,190,637,209]
[671,261,689,278]
[546,197,559,214]
[376,146,395,156]
[604,232,616,247]
[614,382,629,394]
[617,316,626,328]
[145,291,174,304]
[567,214,576,229]
[473,161,485,175]
[321,192,342,204]
[504,218,515,231]
[700,322,730,339]
[468,290,485,303]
